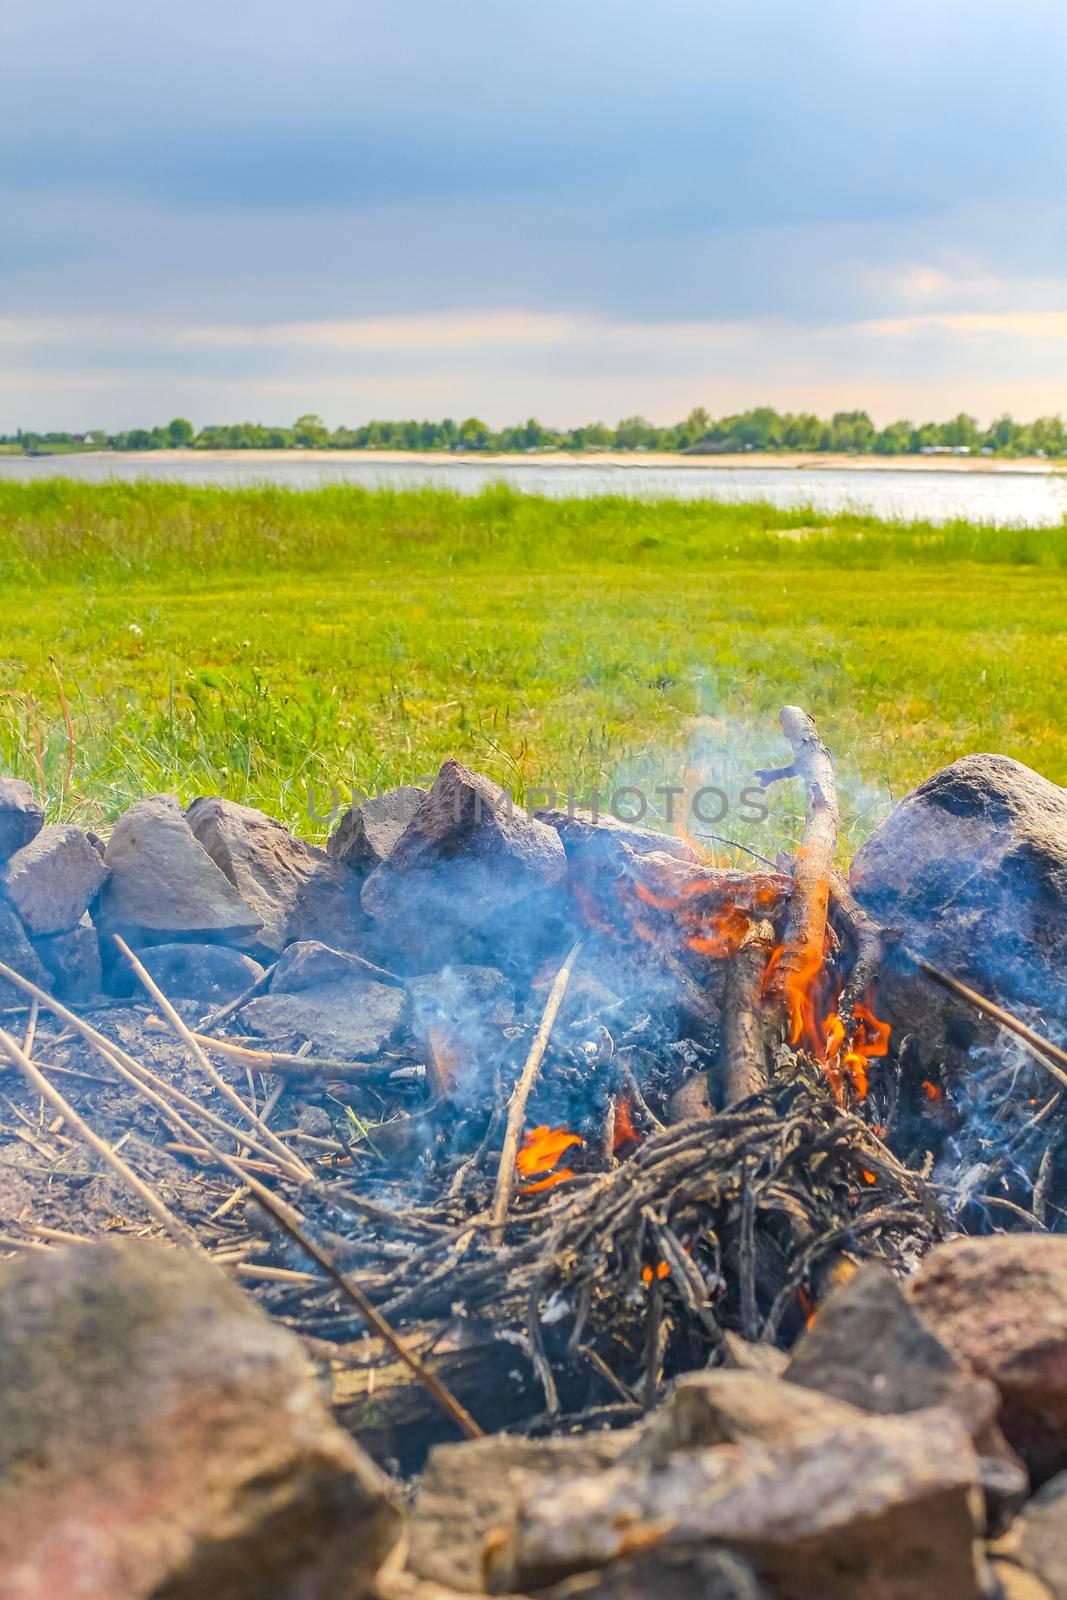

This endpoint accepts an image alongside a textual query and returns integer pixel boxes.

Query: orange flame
[613,1096,638,1151]
[517,1125,582,1177]
[633,875,784,961]
[922,1079,944,1104]
[522,1168,578,1193]
[763,933,891,1105]
[641,1261,671,1284]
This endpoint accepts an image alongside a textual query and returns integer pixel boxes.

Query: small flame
[765,938,892,1105]
[517,1125,583,1177]
[613,1096,639,1151]
[922,1079,944,1104]
[633,874,784,961]
[518,1126,583,1193]
[522,1168,578,1194]
[641,1261,670,1284]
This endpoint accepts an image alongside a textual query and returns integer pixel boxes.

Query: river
[2,451,1065,526]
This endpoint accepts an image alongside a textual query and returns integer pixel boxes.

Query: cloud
[2,0,1066,427]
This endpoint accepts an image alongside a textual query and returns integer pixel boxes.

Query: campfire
[2,706,1067,1599]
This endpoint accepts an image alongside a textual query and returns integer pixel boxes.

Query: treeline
[6,407,1067,457]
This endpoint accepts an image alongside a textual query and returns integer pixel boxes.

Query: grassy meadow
[0,479,1064,860]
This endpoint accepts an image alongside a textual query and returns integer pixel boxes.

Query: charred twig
[720,917,776,1106]
[757,707,839,1036]
[489,939,582,1242]
[829,869,886,1022]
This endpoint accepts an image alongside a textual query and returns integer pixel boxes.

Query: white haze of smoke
[603,695,894,868]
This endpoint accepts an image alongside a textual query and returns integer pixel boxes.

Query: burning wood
[3,709,1067,1598]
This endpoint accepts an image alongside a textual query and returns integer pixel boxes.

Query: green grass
[1,480,1064,859]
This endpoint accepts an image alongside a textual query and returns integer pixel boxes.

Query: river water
[3,452,1066,526]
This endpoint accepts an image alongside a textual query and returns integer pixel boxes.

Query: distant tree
[874,421,912,454]
[614,415,660,450]
[166,417,195,447]
[292,413,330,449]
[458,417,492,449]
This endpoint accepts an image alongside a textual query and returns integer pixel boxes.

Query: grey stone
[630,1369,865,1463]
[498,1408,986,1600]
[1005,1470,1067,1599]
[851,754,1067,1035]
[0,901,51,1006]
[720,1331,790,1379]
[0,1239,401,1599]
[408,1432,638,1593]
[785,1265,1027,1530]
[271,939,400,993]
[328,785,426,869]
[1,824,108,936]
[360,761,566,944]
[0,777,44,862]
[139,942,265,1002]
[408,965,513,1027]
[96,795,263,944]
[187,796,364,955]
[538,806,702,864]
[32,915,101,1001]
[785,1264,998,1427]
[910,1235,1067,1484]
[241,978,407,1057]
[540,1549,768,1600]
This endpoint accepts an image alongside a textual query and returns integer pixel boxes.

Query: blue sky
[3,0,1066,431]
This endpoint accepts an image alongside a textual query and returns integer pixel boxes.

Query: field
[1,479,1064,860]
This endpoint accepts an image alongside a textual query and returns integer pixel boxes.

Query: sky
[2,0,1066,433]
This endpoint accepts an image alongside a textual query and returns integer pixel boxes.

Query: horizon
[4,1,1066,431]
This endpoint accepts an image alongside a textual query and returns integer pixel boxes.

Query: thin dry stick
[490,939,582,1242]
[184,1031,402,1081]
[21,998,38,1057]
[0,960,309,1182]
[113,937,313,1179]
[0,1025,203,1253]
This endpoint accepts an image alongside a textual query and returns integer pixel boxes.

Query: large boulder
[1,824,108,936]
[0,777,44,863]
[187,796,365,955]
[910,1235,1067,1484]
[328,785,426,870]
[361,761,567,968]
[96,795,263,946]
[0,1240,401,1600]
[851,755,1067,1039]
